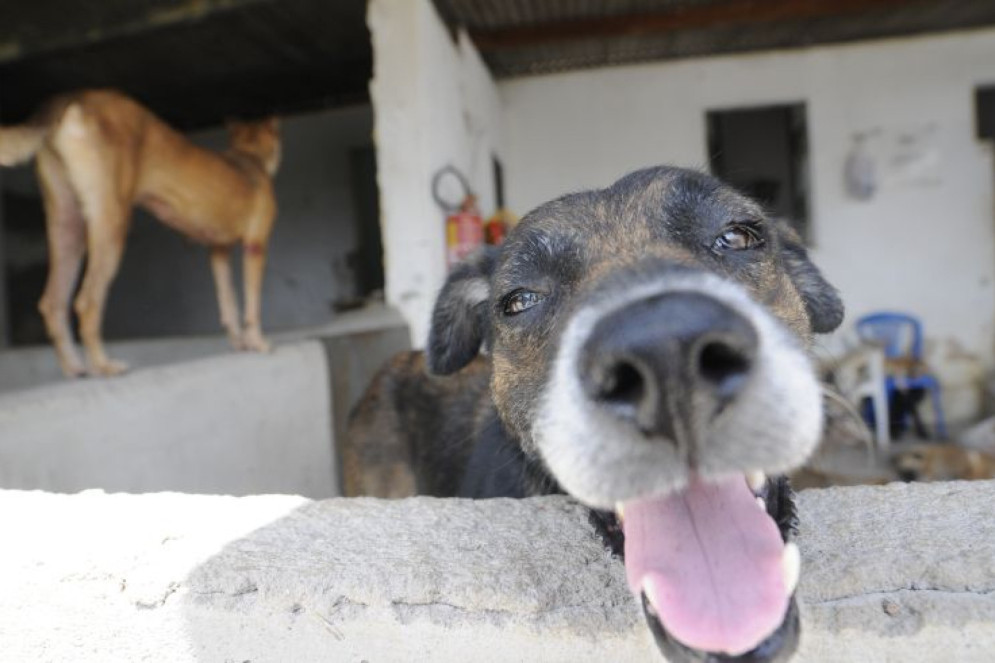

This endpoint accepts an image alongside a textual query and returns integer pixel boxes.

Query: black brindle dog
[346,166,843,662]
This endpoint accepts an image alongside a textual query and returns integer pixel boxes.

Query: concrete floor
[0,303,404,393]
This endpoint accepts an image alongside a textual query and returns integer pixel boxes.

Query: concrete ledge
[0,342,336,497]
[2,481,993,662]
[0,304,407,393]
[0,306,410,497]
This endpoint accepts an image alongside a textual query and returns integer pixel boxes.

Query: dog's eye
[503,290,544,315]
[713,225,764,252]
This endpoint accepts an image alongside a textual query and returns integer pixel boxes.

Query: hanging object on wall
[844,133,877,201]
[433,165,483,268]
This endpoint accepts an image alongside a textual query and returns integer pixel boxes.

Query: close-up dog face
[428,166,843,661]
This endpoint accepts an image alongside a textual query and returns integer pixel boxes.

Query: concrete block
[0,306,411,498]
[0,342,336,497]
[319,325,412,489]
[1,481,993,662]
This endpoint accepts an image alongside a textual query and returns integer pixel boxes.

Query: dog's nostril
[597,361,646,406]
[697,340,752,396]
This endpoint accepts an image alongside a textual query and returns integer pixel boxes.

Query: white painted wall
[499,28,995,422]
[369,0,503,347]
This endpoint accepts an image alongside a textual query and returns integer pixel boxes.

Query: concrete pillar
[368,0,503,348]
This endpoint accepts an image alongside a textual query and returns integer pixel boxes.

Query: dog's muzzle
[533,269,821,661]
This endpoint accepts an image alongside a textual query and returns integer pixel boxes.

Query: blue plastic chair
[855,312,947,439]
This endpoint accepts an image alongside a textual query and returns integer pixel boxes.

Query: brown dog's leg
[73,211,130,376]
[69,170,131,376]
[56,103,134,376]
[36,150,87,377]
[241,240,270,353]
[210,247,244,350]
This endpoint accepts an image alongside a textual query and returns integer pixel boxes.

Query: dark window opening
[707,103,810,243]
[2,188,49,346]
[975,85,995,139]
[346,145,385,303]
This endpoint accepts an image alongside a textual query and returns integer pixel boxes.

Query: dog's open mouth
[610,474,800,661]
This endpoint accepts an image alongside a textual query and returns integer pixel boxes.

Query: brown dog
[893,443,995,482]
[0,89,280,376]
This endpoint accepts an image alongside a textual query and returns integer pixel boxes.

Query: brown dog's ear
[778,225,844,334]
[427,248,498,375]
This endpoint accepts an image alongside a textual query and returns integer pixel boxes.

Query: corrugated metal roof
[4,1,995,127]
[434,0,717,30]
[0,0,370,129]
[435,0,995,77]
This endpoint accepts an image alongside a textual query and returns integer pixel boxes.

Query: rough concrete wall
[2,481,992,662]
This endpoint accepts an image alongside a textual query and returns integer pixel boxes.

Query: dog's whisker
[820,382,876,459]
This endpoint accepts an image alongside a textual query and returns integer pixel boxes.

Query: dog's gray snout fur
[579,291,758,440]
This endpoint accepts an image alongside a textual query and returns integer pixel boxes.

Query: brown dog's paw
[59,357,88,379]
[90,358,129,377]
[225,330,246,352]
[241,329,272,353]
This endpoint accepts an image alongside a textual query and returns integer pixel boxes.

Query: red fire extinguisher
[434,166,483,269]
[485,207,518,246]
[446,195,484,267]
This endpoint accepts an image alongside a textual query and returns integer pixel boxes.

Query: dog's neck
[225,147,276,178]
[460,400,563,498]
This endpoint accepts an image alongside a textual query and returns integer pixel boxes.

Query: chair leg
[929,385,947,439]
[872,386,890,451]
[909,389,930,439]
[868,352,890,450]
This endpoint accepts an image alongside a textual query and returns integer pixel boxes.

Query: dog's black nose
[580,292,758,440]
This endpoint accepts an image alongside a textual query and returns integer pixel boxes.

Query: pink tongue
[623,476,788,656]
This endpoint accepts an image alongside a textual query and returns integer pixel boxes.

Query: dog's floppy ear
[427,248,498,375]
[778,224,844,334]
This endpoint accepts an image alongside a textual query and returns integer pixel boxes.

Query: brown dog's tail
[0,123,47,167]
